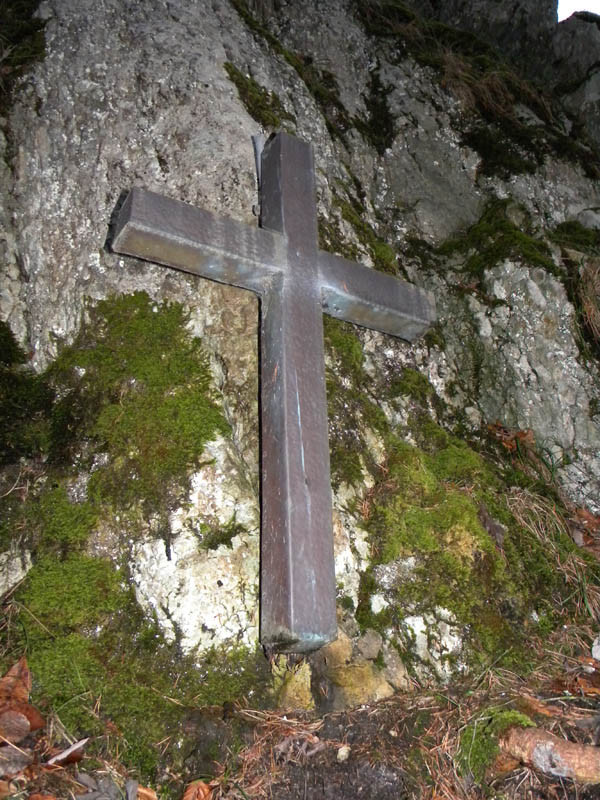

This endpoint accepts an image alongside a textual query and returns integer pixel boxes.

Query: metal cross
[111,132,435,653]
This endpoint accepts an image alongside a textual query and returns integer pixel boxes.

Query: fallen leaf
[45,737,89,766]
[0,745,33,778]
[137,787,159,800]
[182,780,212,800]
[0,701,45,744]
[575,507,600,532]
[577,675,600,696]
[0,659,31,706]
[28,795,57,800]
[0,780,19,798]
[0,709,30,743]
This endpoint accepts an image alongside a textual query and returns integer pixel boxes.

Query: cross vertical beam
[259,135,336,650]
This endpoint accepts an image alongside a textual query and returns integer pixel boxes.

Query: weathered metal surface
[111,132,436,653]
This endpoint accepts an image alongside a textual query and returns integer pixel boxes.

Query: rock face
[550,13,600,148]
[408,0,557,63]
[404,0,600,151]
[2,0,600,759]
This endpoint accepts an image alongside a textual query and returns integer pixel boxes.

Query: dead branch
[499,725,600,784]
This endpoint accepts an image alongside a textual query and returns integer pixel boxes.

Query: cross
[111,132,435,653]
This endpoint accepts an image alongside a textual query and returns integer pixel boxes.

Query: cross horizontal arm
[318,250,436,341]
[112,187,285,295]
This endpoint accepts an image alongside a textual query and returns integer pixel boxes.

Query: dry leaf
[0,780,19,799]
[45,737,89,767]
[182,780,212,800]
[0,702,45,743]
[137,787,159,800]
[575,507,600,532]
[28,795,57,800]
[0,745,33,779]
[0,659,31,706]
[0,709,30,744]
[577,676,600,696]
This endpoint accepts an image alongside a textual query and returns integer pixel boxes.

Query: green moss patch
[49,291,228,513]
[323,305,592,675]
[458,709,535,783]
[331,189,399,275]
[353,418,588,673]
[224,62,296,131]
[0,321,53,465]
[324,316,388,488]
[0,0,46,113]
[199,515,247,551]
[0,294,265,789]
[228,0,352,142]
[438,198,555,280]
[551,220,600,255]
[353,67,396,156]
[550,219,600,360]
[9,554,271,787]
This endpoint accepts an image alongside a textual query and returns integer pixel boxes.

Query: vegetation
[0,321,53,465]
[0,293,272,791]
[48,291,229,514]
[437,198,555,281]
[458,709,535,782]
[354,0,600,178]
[228,0,352,141]
[352,66,397,155]
[324,309,600,680]
[0,0,46,112]
[224,62,296,131]
[551,219,600,359]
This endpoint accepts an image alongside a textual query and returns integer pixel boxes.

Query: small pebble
[337,744,351,763]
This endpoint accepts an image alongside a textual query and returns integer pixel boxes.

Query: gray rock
[357,628,383,661]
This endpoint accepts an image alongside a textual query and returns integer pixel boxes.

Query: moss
[0,322,54,465]
[339,594,355,611]
[353,67,396,155]
[49,292,228,515]
[228,0,352,141]
[334,194,398,275]
[390,368,434,404]
[458,709,535,783]
[28,635,268,788]
[199,515,247,551]
[549,219,600,360]
[438,199,556,280]
[0,293,258,788]
[461,123,538,178]
[355,568,393,633]
[6,549,272,788]
[224,62,296,131]
[323,316,388,488]
[0,320,26,366]
[550,220,600,255]
[320,263,591,674]
[352,415,584,671]
[20,552,123,630]
[34,486,98,555]
[423,324,446,351]
[0,0,46,114]
[318,216,362,263]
